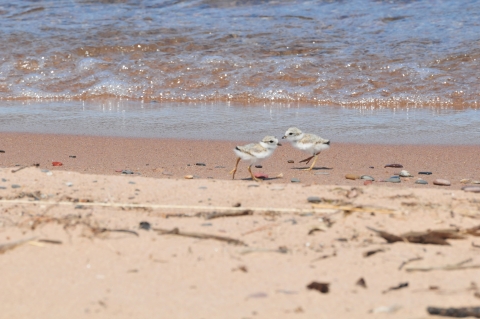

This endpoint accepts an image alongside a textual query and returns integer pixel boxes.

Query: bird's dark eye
[289,132,293,135]
[270,140,274,143]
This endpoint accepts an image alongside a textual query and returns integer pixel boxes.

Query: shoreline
[0,132,478,190]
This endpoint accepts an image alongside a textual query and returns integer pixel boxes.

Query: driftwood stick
[205,210,253,220]
[427,306,480,318]
[154,227,247,246]
[0,237,37,254]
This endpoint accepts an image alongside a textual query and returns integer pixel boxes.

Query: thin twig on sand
[427,306,480,318]
[154,227,247,246]
[406,258,480,272]
[205,210,253,220]
[398,257,423,270]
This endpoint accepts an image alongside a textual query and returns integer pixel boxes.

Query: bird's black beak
[282,136,287,139]
[277,143,282,146]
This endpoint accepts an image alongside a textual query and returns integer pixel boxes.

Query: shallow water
[1,100,478,144]
[0,0,479,107]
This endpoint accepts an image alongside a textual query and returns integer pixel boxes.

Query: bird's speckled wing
[301,133,329,145]
[237,143,266,156]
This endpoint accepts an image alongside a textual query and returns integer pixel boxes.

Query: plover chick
[230,136,281,182]
[282,127,330,171]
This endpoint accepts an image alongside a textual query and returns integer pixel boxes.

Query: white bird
[230,136,281,182]
[282,127,330,171]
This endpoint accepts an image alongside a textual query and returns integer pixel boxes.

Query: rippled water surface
[1,0,479,107]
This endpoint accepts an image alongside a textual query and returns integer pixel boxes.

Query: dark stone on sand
[419,171,432,175]
[11,184,21,189]
[255,165,263,168]
[139,221,151,230]
[287,160,294,163]
[0,150,5,153]
[433,179,451,186]
[69,155,76,158]
[307,196,322,203]
[369,166,374,169]
[384,164,403,168]
[361,175,375,181]
[196,163,206,166]
[122,170,134,174]
[1,178,6,182]
[415,179,428,185]
[128,181,136,184]
[0,186,6,190]
[291,178,301,183]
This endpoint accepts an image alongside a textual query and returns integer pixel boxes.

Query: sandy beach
[1,132,480,319]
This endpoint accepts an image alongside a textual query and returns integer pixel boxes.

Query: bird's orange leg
[299,152,321,165]
[229,157,241,179]
[302,154,319,171]
[247,165,261,182]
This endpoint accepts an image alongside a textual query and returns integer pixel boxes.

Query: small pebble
[0,186,6,190]
[364,180,373,186]
[291,178,301,183]
[473,181,480,184]
[369,166,374,169]
[122,170,134,174]
[198,186,207,189]
[307,196,322,203]
[0,150,5,153]
[215,166,225,168]
[287,160,294,163]
[345,174,360,180]
[128,181,136,184]
[460,179,471,184]
[415,179,428,185]
[419,171,432,175]
[255,165,263,168]
[361,175,375,181]
[384,164,403,168]
[139,221,151,230]
[65,182,73,187]
[1,178,6,182]
[196,163,206,166]
[386,177,401,183]
[433,179,451,186]
[69,155,76,158]
[52,161,63,167]
[462,186,480,193]
[184,175,194,179]
[201,223,213,227]
[248,184,259,188]
[11,184,21,189]
[399,170,413,177]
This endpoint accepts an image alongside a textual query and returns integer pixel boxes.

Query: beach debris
[246,292,268,299]
[11,184,21,189]
[364,180,373,185]
[367,226,466,245]
[291,177,301,183]
[37,239,63,245]
[307,196,322,203]
[363,248,385,257]
[184,175,194,179]
[346,187,362,199]
[154,227,247,246]
[356,277,367,288]
[384,164,403,168]
[254,173,268,179]
[307,281,329,294]
[240,246,288,255]
[0,150,4,153]
[345,174,360,180]
[232,265,248,273]
[405,258,480,272]
[310,252,337,262]
[433,179,451,186]
[121,170,134,174]
[419,171,433,175]
[52,161,63,166]
[427,306,480,318]
[287,160,294,163]
[361,175,375,181]
[276,172,284,178]
[463,186,480,193]
[69,155,76,158]
[398,257,423,270]
[383,282,408,294]
[399,170,413,177]
[474,181,480,184]
[460,179,472,184]
[472,242,480,249]
[415,178,428,185]
[11,163,39,173]
[371,305,402,314]
[205,210,253,220]
[139,221,151,230]
[0,237,36,254]
[242,223,280,236]
[162,171,173,176]
[195,162,206,166]
[254,165,262,168]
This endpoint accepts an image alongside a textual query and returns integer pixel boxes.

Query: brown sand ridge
[1,133,480,318]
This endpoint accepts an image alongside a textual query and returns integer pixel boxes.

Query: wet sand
[1,132,480,318]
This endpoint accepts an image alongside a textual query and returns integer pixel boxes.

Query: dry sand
[1,133,480,319]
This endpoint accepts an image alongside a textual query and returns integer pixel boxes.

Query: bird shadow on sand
[239,176,283,181]
[291,166,333,171]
